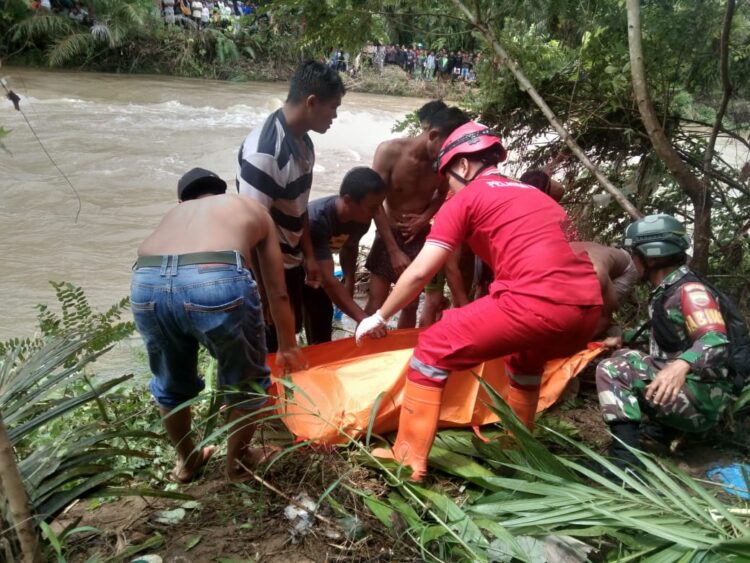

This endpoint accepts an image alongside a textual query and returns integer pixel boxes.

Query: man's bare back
[570,242,630,281]
[374,137,447,225]
[138,194,271,260]
[570,241,636,339]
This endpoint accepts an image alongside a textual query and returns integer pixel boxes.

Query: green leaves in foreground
[361,378,750,561]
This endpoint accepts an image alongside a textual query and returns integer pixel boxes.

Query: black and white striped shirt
[237,109,314,268]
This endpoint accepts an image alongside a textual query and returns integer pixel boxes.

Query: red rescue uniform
[408,170,602,390]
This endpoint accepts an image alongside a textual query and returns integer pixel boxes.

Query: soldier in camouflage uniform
[596,214,733,467]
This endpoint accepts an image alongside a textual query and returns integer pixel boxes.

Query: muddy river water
[1,68,429,350]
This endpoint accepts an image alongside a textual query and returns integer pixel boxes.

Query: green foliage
[9,0,156,67]
[359,380,750,560]
[0,126,10,156]
[0,281,134,364]
[0,283,185,562]
[3,1,303,80]
[261,0,750,300]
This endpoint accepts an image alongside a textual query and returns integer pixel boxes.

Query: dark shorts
[365,226,430,284]
[131,257,269,411]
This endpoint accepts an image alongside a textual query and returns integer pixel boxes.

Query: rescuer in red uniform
[356,121,603,480]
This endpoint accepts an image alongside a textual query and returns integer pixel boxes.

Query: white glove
[355,310,387,345]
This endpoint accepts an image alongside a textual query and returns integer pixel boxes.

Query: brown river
[1,68,428,356]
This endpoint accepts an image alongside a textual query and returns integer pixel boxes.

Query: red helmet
[434,121,506,174]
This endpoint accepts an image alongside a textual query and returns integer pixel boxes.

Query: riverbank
[2,7,473,101]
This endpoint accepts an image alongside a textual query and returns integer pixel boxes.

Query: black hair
[340,166,386,202]
[416,100,447,124]
[459,146,505,173]
[286,60,346,104]
[519,169,551,194]
[424,106,470,137]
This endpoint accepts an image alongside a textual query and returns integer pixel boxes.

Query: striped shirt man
[237,108,314,269]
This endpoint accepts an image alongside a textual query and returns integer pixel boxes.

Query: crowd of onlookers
[28,0,479,84]
[329,43,480,85]
[30,0,93,24]
[160,1,262,28]
[28,0,261,29]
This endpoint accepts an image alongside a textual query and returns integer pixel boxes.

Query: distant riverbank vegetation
[0,0,473,99]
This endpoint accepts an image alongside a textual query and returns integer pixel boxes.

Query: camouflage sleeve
[675,282,729,373]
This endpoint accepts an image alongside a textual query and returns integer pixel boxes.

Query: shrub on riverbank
[344,64,471,101]
[3,1,305,81]
[2,2,477,100]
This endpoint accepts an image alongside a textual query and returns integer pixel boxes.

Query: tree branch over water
[704,0,736,175]
[450,0,643,220]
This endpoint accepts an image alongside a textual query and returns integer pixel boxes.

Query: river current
[0,68,428,349]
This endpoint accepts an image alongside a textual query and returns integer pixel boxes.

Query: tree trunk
[450,0,642,221]
[625,0,712,272]
[0,416,42,563]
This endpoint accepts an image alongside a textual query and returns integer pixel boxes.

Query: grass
[40,374,750,561]
[7,285,750,561]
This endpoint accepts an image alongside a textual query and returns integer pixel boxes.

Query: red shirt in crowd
[426,170,602,306]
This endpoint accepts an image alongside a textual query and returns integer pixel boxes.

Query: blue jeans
[131,254,269,410]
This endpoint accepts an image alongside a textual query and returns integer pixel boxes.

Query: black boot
[640,421,680,454]
[609,422,643,470]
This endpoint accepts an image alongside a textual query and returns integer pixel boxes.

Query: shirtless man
[131,167,306,483]
[570,241,639,343]
[365,104,469,327]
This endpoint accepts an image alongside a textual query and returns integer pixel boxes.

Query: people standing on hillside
[415,49,425,80]
[425,51,436,81]
[236,60,346,351]
[374,43,385,73]
[305,167,388,343]
[356,122,602,481]
[131,168,306,484]
[364,105,469,329]
[596,214,734,468]
[191,0,203,25]
[162,0,176,24]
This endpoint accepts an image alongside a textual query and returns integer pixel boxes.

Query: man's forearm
[267,293,298,350]
[300,212,316,260]
[379,246,449,319]
[321,274,368,322]
[250,248,272,324]
[422,189,447,221]
[444,249,469,307]
[340,244,358,296]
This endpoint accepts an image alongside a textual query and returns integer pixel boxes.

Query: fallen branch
[450,0,642,220]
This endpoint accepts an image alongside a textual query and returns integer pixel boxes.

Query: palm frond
[11,14,74,43]
[47,32,96,67]
[90,23,115,48]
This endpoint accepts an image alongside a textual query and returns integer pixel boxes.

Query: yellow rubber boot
[507,385,540,431]
[372,380,444,481]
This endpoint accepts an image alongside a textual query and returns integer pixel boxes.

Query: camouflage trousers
[595,349,733,432]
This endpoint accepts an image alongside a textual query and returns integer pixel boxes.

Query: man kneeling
[596,214,733,468]
[131,167,306,483]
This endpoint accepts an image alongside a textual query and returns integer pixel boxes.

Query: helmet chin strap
[447,163,493,186]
